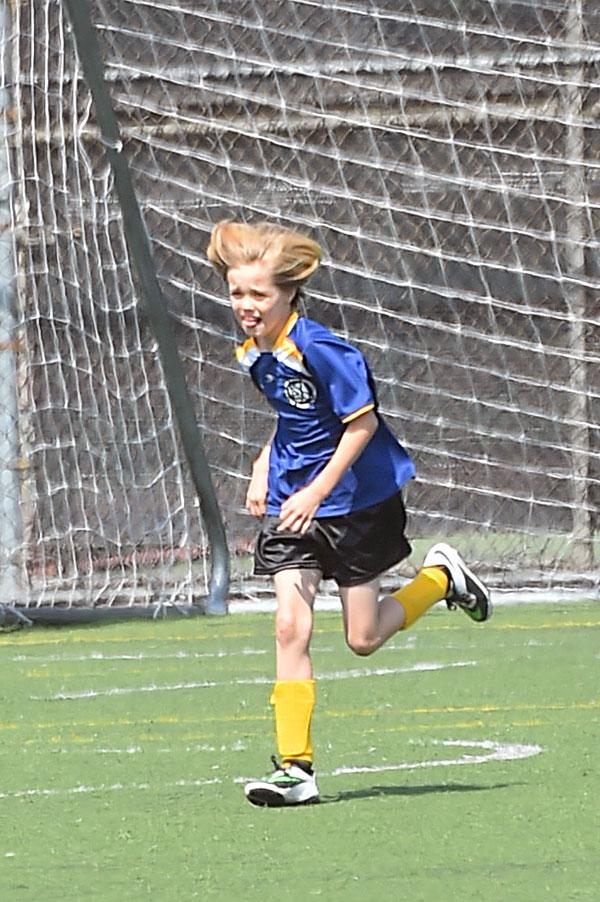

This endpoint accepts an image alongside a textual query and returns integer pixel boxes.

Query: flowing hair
[207,221,322,302]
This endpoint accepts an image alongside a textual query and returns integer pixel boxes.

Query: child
[207,220,491,807]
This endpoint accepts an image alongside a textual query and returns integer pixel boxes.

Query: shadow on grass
[321,781,517,804]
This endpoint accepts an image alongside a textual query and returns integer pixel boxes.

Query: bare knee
[346,633,378,657]
[276,610,311,651]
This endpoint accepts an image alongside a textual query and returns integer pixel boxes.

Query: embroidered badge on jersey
[283,376,317,409]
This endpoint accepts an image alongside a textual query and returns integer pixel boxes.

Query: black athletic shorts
[254,491,412,587]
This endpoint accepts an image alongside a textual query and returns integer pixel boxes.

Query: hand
[246,467,268,518]
[277,484,324,534]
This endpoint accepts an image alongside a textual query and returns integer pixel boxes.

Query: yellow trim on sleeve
[341,403,375,424]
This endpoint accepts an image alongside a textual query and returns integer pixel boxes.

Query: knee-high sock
[270,679,316,765]
[392,567,449,630]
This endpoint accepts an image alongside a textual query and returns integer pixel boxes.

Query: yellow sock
[270,679,316,765]
[392,566,449,630]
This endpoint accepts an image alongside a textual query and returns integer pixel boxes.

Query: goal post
[0,0,22,609]
[2,0,231,623]
[57,0,229,619]
[1,0,599,624]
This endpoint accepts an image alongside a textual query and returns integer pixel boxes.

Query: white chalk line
[14,643,424,665]
[13,648,269,664]
[0,740,542,803]
[0,777,222,802]
[328,739,543,775]
[43,741,249,756]
[33,661,476,701]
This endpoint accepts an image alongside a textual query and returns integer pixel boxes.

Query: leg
[273,567,321,680]
[272,568,320,765]
[340,578,407,657]
[244,567,322,808]
[340,563,452,656]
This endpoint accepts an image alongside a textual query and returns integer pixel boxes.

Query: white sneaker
[244,757,320,807]
[423,543,492,622]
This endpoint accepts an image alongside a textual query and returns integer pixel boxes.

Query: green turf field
[1,602,598,901]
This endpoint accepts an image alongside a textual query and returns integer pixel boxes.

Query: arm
[246,431,274,518]
[278,410,378,533]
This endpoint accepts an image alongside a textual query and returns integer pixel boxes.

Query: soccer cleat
[244,756,320,807]
[422,543,492,622]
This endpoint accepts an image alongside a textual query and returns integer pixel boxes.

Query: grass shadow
[321,781,518,804]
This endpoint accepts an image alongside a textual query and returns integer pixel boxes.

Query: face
[227,260,295,350]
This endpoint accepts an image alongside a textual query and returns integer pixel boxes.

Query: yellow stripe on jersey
[271,313,311,375]
[272,312,299,349]
[235,338,260,370]
[274,336,310,376]
[341,403,375,424]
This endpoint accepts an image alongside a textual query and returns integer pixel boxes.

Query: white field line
[33,661,476,701]
[231,589,599,613]
[90,741,247,755]
[328,739,543,775]
[49,740,249,756]
[0,777,221,802]
[12,648,269,664]
[94,747,142,754]
[0,740,542,803]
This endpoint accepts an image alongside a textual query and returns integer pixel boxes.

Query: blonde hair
[206,221,322,292]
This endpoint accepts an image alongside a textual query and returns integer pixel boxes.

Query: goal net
[2,0,599,617]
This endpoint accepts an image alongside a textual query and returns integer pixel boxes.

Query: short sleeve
[303,336,376,423]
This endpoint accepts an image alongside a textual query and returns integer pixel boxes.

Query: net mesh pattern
[3,0,599,608]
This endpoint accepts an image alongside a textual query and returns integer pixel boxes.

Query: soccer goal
[0,0,598,623]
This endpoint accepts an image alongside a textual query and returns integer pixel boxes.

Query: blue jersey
[236,313,415,516]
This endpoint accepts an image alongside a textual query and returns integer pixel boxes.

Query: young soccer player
[207,220,491,807]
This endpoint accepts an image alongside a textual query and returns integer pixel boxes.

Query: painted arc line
[32,661,476,701]
[328,739,543,775]
[0,740,542,802]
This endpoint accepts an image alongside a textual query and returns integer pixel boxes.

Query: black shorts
[254,491,412,587]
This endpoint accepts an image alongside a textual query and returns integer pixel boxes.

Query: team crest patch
[284,377,317,409]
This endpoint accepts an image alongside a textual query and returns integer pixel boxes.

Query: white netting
[2,0,599,612]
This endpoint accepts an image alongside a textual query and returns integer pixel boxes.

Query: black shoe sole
[245,787,320,807]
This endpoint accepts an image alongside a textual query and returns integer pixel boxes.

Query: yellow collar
[236,312,306,373]
[271,311,299,350]
[241,311,299,355]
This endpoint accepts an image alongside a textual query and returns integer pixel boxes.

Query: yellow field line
[326,700,600,716]
[1,615,599,649]
[16,715,593,751]
[486,621,600,630]
[18,718,557,747]
[1,698,597,734]
[0,713,271,731]
[415,620,600,632]
[0,630,256,648]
